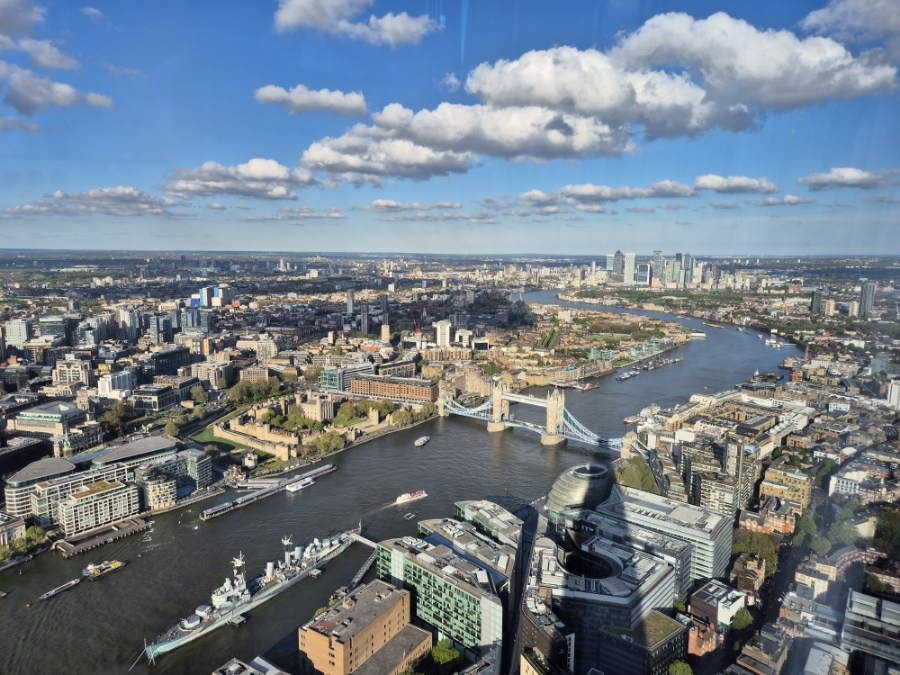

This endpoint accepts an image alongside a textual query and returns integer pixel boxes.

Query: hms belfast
[145,526,360,660]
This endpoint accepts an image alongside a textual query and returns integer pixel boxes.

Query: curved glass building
[545,464,610,521]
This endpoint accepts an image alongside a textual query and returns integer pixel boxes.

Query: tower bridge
[439,381,615,450]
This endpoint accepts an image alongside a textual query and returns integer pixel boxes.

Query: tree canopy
[614,456,659,494]
[668,661,693,675]
[809,536,833,555]
[432,640,460,666]
[731,530,778,577]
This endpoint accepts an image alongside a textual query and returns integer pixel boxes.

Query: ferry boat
[395,491,427,504]
[82,561,126,580]
[286,477,315,493]
[145,527,359,660]
[623,416,641,424]
[616,373,631,381]
[39,579,80,601]
[414,436,430,447]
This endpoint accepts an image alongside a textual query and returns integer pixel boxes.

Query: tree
[673,600,687,614]
[731,608,753,632]
[829,521,861,547]
[392,409,413,426]
[874,508,900,558]
[311,431,344,455]
[282,370,298,382]
[25,525,45,547]
[216,377,228,391]
[431,640,460,666]
[797,514,817,538]
[10,537,28,555]
[816,459,838,488]
[810,536,833,555]
[190,385,209,405]
[165,420,180,437]
[836,500,863,521]
[377,399,395,416]
[204,444,222,458]
[421,401,437,417]
[99,399,136,436]
[668,661,693,675]
[192,405,207,421]
[867,573,890,594]
[304,366,323,382]
[772,447,783,459]
[731,530,778,577]
[0,545,9,562]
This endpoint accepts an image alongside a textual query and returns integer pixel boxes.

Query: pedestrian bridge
[439,381,616,450]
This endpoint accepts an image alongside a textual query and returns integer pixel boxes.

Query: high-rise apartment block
[860,281,876,315]
[623,253,636,286]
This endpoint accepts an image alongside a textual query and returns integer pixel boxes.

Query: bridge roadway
[349,532,379,549]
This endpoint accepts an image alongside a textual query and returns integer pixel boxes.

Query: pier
[348,550,378,590]
[57,518,152,558]
[200,464,336,521]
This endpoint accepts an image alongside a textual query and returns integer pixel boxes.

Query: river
[0,289,801,675]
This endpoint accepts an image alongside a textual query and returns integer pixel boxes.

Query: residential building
[349,375,438,403]
[132,448,212,510]
[3,457,76,518]
[433,320,453,348]
[596,485,734,581]
[690,580,746,631]
[30,463,130,527]
[298,579,431,675]
[623,253,636,286]
[841,591,900,663]
[53,354,94,387]
[57,479,141,537]
[4,318,33,350]
[759,462,811,509]
[860,281,877,315]
[735,623,790,675]
[191,360,234,388]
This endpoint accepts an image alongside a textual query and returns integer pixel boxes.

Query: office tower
[4,318,33,350]
[591,260,596,277]
[613,250,624,274]
[675,253,682,264]
[810,290,823,314]
[651,250,664,280]
[606,254,615,271]
[381,324,390,342]
[360,305,369,336]
[682,253,693,277]
[597,485,734,580]
[860,281,876,315]
[637,263,652,286]
[623,252,636,286]
[433,320,452,348]
[380,294,388,315]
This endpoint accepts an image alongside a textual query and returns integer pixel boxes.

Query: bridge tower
[437,386,453,417]
[487,380,510,432]
[541,388,566,446]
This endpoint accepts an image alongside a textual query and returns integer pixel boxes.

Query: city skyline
[0,0,899,253]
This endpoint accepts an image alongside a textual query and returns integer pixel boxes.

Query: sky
[0,0,899,255]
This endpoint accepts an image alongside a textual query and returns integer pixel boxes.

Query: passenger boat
[395,491,427,504]
[39,579,80,601]
[82,561,126,580]
[414,436,430,447]
[286,477,315,493]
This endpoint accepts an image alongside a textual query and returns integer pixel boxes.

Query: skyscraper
[360,305,369,336]
[811,290,823,314]
[860,282,876,315]
[4,319,32,350]
[651,250,664,281]
[613,250,624,274]
[380,294,388,316]
[606,254,615,271]
[623,253,636,286]
[346,289,355,314]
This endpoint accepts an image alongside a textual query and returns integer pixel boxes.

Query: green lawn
[190,425,249,452]
[332,416,364,427]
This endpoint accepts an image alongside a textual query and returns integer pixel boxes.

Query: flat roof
[16,401,83,418]
[598,485,729,537]
[306,579,406,643]
[352,624,431,675]
[70,479,125,499]
[93,436,176,465]
[602,610,684,649]
[7,457,76,486]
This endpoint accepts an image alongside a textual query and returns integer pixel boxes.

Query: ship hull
[145,532,356,660]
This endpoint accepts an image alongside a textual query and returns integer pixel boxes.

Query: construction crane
[410,309,421,334]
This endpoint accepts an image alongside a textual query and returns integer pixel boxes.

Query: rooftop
[352,624,432,675]
[455,499,523,546]
[92,436,177,466]
[598,485,729,537]
[601,610,684,649]
[7,457,76,486]
[304,580,406,643]
[418,518,516,578]
[16,401,84,418]
[70,479,126,500]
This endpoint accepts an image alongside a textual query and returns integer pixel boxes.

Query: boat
[286,477,315,493]
[757,334,762,339]
[703,323,724,329]
[395,491,427,504]
[403,512,417,520]
[623,416,640,424]
[145,527,359,660]
[616,373,631,381]
[82,561,126,580]
[39,579,80,601]
[414,436,430,447]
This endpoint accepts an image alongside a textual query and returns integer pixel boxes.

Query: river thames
[0,290,801,675]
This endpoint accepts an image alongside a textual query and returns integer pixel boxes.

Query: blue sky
[0,0,898,254]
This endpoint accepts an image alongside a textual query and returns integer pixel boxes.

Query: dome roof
[546,464,610,519]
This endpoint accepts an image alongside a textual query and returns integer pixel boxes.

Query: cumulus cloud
[710,201,739,209]
[659,203,688,210]
[440,72,461,92]
[0,114,36,130]
[254,83,366,116]
[240,206,345,222]
[797,167,897,191]
[745,195,816,206]
[694,174,781,194]
[559,180,698,204]
[205,203,226,210]
[802,0,900,59]
[0,0,44,35]
[0,62,112,114]
[376,210,497,224]
[362,199,461,212]
[627,206,655,213]
[274,0,438,47]
[0,186,183,218]
[2,38,79,69]
[165,158,321,200]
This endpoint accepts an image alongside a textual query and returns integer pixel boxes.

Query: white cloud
[627,206,655,213]
[0,115,36,130]
[709,201,739,209]
[797,166,896,191]
[659,203,688,210]
[363,199,461,212]
[79,6,103,20]
[0,0,44,36]
[613,12,897,111]
[694,174,781,194]
[745,195,816,206]
[254,83,366,116]
[802,0,900,58]
[0,61,112,114]
[14,38,79,69]
[559,180,698,203]
[205,203,226,210]
[440,72,461,92]
[240,206,345,222]
[376,210,497,224]
[0,186,183,218]
[274,0,437,47]
[165,158,321,200]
